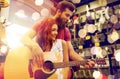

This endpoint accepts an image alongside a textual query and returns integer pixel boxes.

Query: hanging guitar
[110,6,120,30]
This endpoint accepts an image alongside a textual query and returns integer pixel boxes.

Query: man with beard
[52,1,94,68]
[21,1,94,69]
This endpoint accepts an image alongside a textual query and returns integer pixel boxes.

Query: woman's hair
[56,1,76,12]
[36,18,57,51]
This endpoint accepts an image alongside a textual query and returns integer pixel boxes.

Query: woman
[33,18,70,79]
[4,18,70,79]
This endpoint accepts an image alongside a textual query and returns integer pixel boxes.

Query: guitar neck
[53,60,87,69]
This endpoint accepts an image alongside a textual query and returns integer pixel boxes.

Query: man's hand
[84,59,95,68]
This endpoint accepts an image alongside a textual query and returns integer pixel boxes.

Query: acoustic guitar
[4,46,88,79]
[34,59,87,79]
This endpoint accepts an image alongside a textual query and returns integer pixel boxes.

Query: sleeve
[32,20,41,33]
[65,27,71,41]
[32,18,48,33]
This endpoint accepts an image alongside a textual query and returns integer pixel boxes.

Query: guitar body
[34,67,73,79]
[4,46,72,79]
[35,51,72,79]
[0,63,4,79]
[4,46,33,79]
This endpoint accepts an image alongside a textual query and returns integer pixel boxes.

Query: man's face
[57,8,73,28]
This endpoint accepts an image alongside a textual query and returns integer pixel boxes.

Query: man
[53,1,84,61]
[52,1,94,67]
[21,1,94,68]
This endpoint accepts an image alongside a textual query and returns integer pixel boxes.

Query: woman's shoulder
[56,39,66,45]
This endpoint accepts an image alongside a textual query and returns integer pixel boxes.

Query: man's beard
[56,17,67,29]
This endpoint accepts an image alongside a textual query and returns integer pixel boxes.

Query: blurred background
[0,0,120,79]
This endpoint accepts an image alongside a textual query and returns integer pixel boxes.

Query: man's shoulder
[64,27,71,34]
[64,27,70,32]
[65,27,69,30]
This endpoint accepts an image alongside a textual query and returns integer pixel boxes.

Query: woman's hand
[31,44,44,68]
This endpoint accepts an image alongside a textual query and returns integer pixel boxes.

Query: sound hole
[43,61,54,72]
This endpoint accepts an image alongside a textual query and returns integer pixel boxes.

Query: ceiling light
[0,44,8,56]
[72,0,81,3]
[15,9,27,18]
[40,8,50,17]
[35,0,44,6]
[32,12,40,21]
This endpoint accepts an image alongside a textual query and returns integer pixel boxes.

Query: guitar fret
[53,60,87,69]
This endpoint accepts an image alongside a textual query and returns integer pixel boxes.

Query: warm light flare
[93,70,101,79]
[72,0,81,3]
[32,12,40,21]
[91,46,102,57]
[78,29,87,38]
[35,0,44,6]
[5,24,29,49]
[15,9,27,18]
[41,8,50,17]
[115,49,120,61]
[0,45,8,55]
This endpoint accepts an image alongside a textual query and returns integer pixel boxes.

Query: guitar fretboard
[53,60,87,69]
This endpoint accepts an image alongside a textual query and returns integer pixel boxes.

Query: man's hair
[56,1,76,12]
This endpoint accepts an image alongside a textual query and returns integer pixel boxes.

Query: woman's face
[49,24,58,41]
